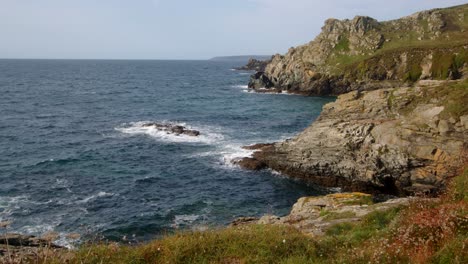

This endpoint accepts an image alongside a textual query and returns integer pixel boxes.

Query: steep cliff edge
[241,80,468,195]
[249,4,468,95]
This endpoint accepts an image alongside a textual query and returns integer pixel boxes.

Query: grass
[50,225,319,264]
[333,37,350,52]
[321,211,357,220]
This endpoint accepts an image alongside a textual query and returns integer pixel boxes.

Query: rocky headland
[239,4,468,196]
[234,57,272,71]
[248,4,468,95]
[240,80,467,195]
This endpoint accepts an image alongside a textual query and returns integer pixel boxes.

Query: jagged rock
[141,123,200,136]
[235,58,272,71]
[242,143,273,150]
[248,72,274,89]
[233,157,266,171]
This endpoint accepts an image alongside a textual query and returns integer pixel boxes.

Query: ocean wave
[20,223,80,248]
[242,89,299,96]
[115,121,224,144]
[77,191,116,204]
[187,143,255,169]
[134,176,161,184]
[218,144,254,168]
[172,214,201,228]
[231,84,248,90]
[33,157,80,167]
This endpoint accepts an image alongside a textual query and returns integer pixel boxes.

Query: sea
[0,59,335,246]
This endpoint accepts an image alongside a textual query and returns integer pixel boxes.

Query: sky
[0,0,466,60]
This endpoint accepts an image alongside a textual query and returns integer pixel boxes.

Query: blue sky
[0,0,466,59]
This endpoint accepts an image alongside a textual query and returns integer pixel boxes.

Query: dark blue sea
[0,59,335,246]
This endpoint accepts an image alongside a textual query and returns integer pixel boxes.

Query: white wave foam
[77,191,116,204]
[116,121,224,144]
[172,214,200,228]
[20,223,78,248]
[231,85,248,90]
[218,144,254,168]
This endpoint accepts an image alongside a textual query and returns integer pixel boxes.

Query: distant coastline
[209,55,271,62]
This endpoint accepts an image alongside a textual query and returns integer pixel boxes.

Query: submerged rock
[141,123,200,137]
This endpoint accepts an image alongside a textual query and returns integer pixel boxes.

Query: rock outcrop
[235,57,272,72]
[232,192,412,236]
[248,4,468,95]
[240,80,468,195]
[0,233,65,262]
[141,123,200,137]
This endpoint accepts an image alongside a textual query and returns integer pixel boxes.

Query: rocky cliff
[240,80,468,195]
[249,4,468,95]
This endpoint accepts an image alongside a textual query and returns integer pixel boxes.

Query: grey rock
[240,86,466,195]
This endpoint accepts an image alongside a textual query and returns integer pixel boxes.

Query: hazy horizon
[1,0,467,60]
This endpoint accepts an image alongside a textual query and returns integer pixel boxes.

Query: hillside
[249,4,468,95]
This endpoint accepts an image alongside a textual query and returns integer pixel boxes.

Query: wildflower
[282,239,286,244]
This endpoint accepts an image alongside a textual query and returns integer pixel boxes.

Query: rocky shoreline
[237,80,467,195]
[235,4,468,196]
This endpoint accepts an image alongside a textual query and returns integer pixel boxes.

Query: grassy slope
[326,4,468,77]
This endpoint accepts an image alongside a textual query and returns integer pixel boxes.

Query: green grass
[449,168,468,202]
[333,37,350,52]
[322,211,357,221]
[431,235,468,263]
[56,225,320,264]
[324,207,401,240]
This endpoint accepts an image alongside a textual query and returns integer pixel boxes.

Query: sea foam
[116,121,223,144]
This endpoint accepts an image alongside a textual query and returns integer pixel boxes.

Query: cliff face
[249,4,468,95]
[243,80,467,195]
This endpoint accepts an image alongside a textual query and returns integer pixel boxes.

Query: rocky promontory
[248,4,468,95]
[240,80,467,195]
[235,57,272,72]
